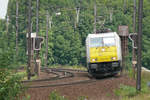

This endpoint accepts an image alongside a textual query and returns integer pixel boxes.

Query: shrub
[114,84,137,97]
[0,69,23,100]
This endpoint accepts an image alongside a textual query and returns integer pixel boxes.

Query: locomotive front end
[86,32,122,77]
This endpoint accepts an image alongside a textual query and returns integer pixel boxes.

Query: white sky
[0,0,9,19]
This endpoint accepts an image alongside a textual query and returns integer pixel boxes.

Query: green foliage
[22,95,31,100]
[115,71,150,99]
[1,0,150,69]
[49,91,68,100]
[0,33,19,69]
[140,71,150,93]
[77,96,88,100]
[49,91,88,100]
[0,69,23,100]
[114,84,137,97]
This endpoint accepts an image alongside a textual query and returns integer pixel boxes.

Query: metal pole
[110,9,113,23]
[36,0,39,36]
[6,15,9,46]
[74,0,80,30]
[137,0,143,91]
[36,0,40,75]
[75,7,80,29]
[124,0,127,13]
[45,11,49,67]
[133,0,136,33]
[76,8,80,25]
[27,0,32,80]
[16,0,19,56]
[93,0,97,34]
[132,0,137,79]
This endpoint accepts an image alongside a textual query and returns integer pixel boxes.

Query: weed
[114,84,137,97]
[0,69,24,100]
[77,96,88,100]
[49,91,88,100]
[22,94,31,100]
[49,91,68,100]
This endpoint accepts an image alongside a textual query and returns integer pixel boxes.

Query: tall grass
[0,69,24,100]
[114,70,150,99]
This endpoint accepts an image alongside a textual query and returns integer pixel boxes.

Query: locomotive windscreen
[90,37,103,47]
[90,37,115,47]
[103,37,115,46]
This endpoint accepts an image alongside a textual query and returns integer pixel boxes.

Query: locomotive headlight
[112,57,116,60]
[92,58,97,61]
[92,59,95,61]
[101,48,105,52]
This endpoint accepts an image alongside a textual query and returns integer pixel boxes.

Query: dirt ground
[23,72,136,100]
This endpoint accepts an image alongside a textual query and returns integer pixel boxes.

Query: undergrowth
[114,84,137,97]
[0,69,24,100]
[49,91,87,100]
[114,70,150,99]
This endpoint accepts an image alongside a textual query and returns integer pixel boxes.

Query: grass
[15,69,38,81]
[49,91,88,100]
[114,70,150,100]
[114,84,137,97]
[49,91,68,100]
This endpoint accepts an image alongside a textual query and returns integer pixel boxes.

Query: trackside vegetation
[0,0,149,69]
[114,71,150,100]
[0,0,150,100]
[49,91,87,100]
[0,69,24,100]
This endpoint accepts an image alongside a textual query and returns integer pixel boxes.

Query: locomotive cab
[86,32,122,77]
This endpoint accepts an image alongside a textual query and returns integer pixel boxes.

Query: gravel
[22,71,136,100]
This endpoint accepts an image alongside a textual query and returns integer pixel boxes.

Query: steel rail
[22,68,74,83]
[43,67,87,73]
[22,67,119,88]
[25,78,96,88]
[25,76,118,88]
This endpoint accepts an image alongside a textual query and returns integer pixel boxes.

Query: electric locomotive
[86,32,122,77]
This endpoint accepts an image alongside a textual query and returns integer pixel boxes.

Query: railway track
[26,78,96,88]
[45,67,87,73]
[23,67,120,88]
[23,67,96,88]
[22,68,74,83]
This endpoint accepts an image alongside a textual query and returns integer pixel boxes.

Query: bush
[0,69,23,100]
[114,84,137,97]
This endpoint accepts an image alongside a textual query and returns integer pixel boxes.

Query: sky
[0,0,9,19]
